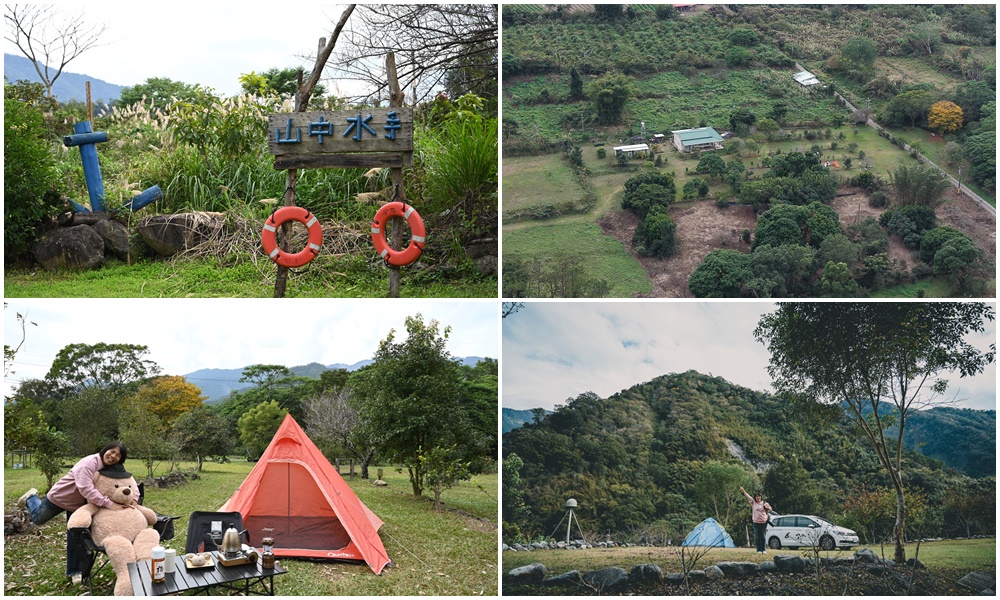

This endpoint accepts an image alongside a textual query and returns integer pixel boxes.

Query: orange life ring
[261,206,323,268]
[371,202,426,267]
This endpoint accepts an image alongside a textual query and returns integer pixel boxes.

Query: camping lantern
[262,528,274,554]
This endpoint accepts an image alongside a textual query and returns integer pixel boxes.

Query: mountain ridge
[185,356,486,402]
[4,53,126,102]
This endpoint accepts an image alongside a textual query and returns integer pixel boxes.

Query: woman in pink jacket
[740,485,773,554]
[16,441,138,584]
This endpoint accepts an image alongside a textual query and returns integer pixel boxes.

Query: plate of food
[184,552,216,570]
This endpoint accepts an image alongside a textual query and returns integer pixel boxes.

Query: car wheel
[820,535,836,551]
[767,537,781,550]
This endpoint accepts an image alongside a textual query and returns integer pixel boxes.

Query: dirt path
[599,202,759,298]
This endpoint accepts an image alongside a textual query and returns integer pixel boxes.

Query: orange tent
[220,414,390,574]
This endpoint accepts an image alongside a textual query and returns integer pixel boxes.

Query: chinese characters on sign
[267,108,414,169]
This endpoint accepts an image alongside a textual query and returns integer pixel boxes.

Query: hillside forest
[4,315,498,502]
[502,4,995,298]
[502,371,995,547]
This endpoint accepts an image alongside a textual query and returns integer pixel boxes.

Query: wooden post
[86,81,93,124]
[386,53,407,298]
[272,6,355,298]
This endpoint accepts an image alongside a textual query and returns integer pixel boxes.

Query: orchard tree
[119,393,171,478]
[755,303,995,563]
[689,249,752,297]
[755,117,780,141]
[350,315,489,497]
[587,72,634,124]
[420,445,471,511]
[238,400,287,460]
[239,364,291,397]
[118,77,201,110]
[927,101,963,135]
[841,37,877,68]
[47,342,160,392]
[172,406,233,471]
[695,153,727,180]
[130,376,206,432]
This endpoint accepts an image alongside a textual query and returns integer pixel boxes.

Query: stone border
[506,548,995,594]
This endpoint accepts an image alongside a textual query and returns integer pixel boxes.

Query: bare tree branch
[4,4,108,98]
[327,4,497,105]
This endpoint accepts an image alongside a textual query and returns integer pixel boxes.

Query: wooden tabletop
[127,554,287,596]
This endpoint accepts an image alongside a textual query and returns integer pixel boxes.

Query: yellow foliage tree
[132,375,207,432]
[927,100,964,135]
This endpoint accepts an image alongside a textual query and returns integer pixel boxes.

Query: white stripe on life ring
[263,224,277,233]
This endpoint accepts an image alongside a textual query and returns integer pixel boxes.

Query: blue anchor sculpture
[63,121,163,213]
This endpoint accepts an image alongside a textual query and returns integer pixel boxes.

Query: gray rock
[507,563,547,584]
[501,544,509,551]
[904,558,925,570]
[716,561,758,577]
[854,548,881,564]
[958,572,996,593]
[687,569,707,581]
[757,560,777,573]
[543,570,583,587]
[977,589,995,596]
[583,567,629,590]
[32,225,105,271]
[529,542,547,550]
[629,563,663,583]
[664,572,686,586]
[90,218,130,259]
[136,212,226,257]
[704,565,724,579]
[774,554,806,573]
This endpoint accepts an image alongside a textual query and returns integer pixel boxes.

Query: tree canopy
[754,302,995,562]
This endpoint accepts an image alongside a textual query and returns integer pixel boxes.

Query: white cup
[164,548,177,573]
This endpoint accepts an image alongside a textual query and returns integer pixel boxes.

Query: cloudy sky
[503,302,997,412]
[15,3,363,98]
[3,299,497,397]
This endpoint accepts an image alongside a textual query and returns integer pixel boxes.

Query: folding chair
[184,511,250,555]
[70,483,179,595]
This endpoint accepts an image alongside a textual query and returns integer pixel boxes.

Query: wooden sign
[267,108,413,169]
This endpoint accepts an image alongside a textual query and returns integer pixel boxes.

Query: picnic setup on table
[67,415,389,596]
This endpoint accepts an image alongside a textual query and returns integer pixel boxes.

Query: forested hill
[4,53,125,102]
[901,406,996,478]
[502,370,994,543]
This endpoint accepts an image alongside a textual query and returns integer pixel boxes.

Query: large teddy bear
[67,468,160,596]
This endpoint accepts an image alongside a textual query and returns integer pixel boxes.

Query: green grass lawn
[4,459,498,596]
[503,221,652,297]
[502,153,585,213]
[3,256,497,298]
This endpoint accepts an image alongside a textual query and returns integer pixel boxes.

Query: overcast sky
[503,302,997,413]
[3,299,497,397]
[17,3,363,98]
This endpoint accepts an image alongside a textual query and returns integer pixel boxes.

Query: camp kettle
[221,526,242,557]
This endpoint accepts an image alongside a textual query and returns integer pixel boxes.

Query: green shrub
[4,82,58,259]
[632,205,677,258]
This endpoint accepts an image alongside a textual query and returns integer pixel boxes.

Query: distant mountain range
[185,357,486,402]
[4,53,126,102]
[502,407,550,433]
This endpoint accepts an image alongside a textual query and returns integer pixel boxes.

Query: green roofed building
[671,127,724,153]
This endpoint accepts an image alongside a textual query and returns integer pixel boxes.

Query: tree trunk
[893,486,906,563]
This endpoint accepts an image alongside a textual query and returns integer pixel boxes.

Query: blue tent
[681,517,735,548]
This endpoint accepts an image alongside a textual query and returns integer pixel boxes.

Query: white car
[765,514,859,551]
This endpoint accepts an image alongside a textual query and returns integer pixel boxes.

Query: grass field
[3,257,498,299]
[4,459,498,596]
[503,221,652,297]
[502,537,996,575]
[502,154,585,214]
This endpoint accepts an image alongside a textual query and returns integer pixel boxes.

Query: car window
[795,516,816,527]
[773,517,791,527]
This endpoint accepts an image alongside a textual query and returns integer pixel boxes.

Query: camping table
[127,555,287,596]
